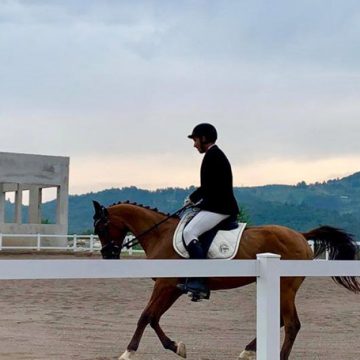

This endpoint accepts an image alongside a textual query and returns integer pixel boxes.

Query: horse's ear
[93,200,103,215]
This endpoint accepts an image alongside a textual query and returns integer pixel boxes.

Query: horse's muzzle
[101,242,121,259]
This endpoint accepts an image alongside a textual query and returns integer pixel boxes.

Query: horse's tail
[302,225,360,293]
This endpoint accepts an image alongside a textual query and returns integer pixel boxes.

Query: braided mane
[109,200,171,217]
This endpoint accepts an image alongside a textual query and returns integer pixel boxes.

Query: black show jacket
[189,145,239,216]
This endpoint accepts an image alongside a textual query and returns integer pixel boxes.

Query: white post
[73,235,77,252]
[256,253,281,360]
[36,234,41,251]
[89,234,94,253]
[325,250,329,260]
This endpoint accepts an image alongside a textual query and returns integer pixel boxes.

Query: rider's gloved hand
[183,197,193,207]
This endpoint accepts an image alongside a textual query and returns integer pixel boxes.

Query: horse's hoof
[238,350,256,359]
[119,350,136,360]
[176,342,187,358]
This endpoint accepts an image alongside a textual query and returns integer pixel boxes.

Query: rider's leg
[178,211,229,300]
[182,210,229,247]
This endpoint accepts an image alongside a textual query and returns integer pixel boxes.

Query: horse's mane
[109,200,172,217]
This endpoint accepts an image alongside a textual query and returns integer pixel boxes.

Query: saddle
[173,209,246,259]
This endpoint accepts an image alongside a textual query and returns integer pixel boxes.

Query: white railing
[0,254,359,359]
[0,233,144,255]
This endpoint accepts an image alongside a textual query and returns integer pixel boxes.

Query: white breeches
[183,210,229,246]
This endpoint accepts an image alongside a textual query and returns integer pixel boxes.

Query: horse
[92,200,360,360]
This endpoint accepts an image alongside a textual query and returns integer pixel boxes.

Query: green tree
[238,206,252,224]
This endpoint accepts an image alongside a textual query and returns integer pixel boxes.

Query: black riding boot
[177,240,210,302]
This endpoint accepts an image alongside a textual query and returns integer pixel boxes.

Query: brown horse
[92,200,360,360]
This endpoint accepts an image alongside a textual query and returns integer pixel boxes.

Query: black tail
[302,226,360,293]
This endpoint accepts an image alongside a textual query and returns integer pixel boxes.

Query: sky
[1,0,360,199]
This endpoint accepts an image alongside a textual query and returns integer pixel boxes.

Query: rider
[178,123,239,300]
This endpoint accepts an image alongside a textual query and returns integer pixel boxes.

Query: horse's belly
[209,276,256,290]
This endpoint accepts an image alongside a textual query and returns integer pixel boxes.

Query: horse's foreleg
[118,308,151,360]
[148,286,185,357]
[151,322,186,357]
[119,280,183,360]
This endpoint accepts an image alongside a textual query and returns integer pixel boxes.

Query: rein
[122,204,190,250]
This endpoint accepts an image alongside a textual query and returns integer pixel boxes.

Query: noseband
[100,241,121,259]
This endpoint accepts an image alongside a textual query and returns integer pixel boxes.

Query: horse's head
[92,200,128,259]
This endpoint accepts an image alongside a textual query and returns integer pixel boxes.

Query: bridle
[94,203,191,258]
[93,207,122,259]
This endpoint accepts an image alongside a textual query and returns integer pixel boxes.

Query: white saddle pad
[173,210,246,260]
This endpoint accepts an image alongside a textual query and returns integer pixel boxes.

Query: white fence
[0,233,143,255]
[1,234,359,259]
[0,254,359,359]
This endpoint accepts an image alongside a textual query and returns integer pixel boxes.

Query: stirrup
[176,282,210,301]
[189,289,210,302]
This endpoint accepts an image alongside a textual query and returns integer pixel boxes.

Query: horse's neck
[118,206,176,258]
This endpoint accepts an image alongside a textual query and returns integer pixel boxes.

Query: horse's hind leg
[239,337,256,359]
[280,279,303,360]
[240,316,286,357]
[119,279,184,360]
[280,295,301,359]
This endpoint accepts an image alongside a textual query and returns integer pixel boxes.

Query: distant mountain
[7,172,360,239]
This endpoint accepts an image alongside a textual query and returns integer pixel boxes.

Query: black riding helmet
[188,123,217,143]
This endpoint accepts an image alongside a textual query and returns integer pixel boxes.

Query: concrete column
[57,180,68,230]
[0,184,5,224]
[29,186,42,224]
[56,186,60,225]
[15,184,23,224]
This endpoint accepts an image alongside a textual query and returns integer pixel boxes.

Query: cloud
[1,1,360,192]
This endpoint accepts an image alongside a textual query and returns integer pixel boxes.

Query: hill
[5,172,360,239]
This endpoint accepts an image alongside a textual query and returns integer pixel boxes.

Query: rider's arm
[189,187,203,204]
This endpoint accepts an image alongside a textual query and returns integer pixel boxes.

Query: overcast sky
[1,0,360,198]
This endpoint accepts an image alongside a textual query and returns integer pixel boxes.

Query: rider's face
[193,137,207,153]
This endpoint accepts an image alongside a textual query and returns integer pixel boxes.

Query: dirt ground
[0,252,359,360]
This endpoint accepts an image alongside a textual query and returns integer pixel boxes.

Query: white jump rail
[0,254,359,359]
